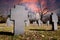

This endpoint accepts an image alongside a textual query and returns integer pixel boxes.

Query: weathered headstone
[24,19,30,27]
[47,20,49,26]
[11,5,28,35]
[52,13,58,30]
[40,20,43,27]
[26,20,30,26]
[6,17,13,27]
[38,20,41,26]
[35,12,40,20]
[35,12,41,26]
[28,11,36,20]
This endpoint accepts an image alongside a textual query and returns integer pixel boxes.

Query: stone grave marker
[11,5,28,35]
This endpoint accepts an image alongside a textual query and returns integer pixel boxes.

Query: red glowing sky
[0,0,60,15]
[18,0,48,14]
[15,0,60,14]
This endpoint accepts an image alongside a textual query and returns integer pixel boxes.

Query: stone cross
[11,5,28,35]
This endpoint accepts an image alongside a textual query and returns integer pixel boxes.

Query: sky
[0,0,60,16]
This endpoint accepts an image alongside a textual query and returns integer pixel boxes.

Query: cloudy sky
[0,0,60,16]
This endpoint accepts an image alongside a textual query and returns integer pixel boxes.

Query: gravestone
[36,12,41,26]
[47,20,49,26]
[38,20,41,26]
[52,13,58,30]
[24,20,30,27]
[11,5,28,35]
[6,17,13,27]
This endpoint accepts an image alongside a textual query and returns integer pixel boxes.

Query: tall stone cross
[11,5,28,35]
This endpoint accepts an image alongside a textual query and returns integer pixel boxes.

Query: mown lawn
[0,23,60,40]
[0,23,13,33]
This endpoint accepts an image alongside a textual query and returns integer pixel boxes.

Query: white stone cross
[11,5,28,35]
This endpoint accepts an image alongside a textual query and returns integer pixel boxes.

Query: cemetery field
[0,23,13,33]
[0,23,60,40]
[25,24,52,32]
[0,23,52,32]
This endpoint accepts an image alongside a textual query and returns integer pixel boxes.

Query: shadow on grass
[29,29,53,31]
[0,31,14,36]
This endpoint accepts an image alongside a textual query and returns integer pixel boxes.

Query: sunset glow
[0,0,60,15]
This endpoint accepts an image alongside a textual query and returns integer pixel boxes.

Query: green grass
[25,24,52,32]
[0,23,60,40]
[0,23,13,33]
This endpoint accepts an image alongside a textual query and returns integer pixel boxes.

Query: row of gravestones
[6,5,43,35]
[6,5,58,35]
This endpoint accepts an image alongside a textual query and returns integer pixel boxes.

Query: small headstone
[38,20,41,26]
[52,13,58,30]
[35,12,40,26]
[6,17,13,27]
[40,20,43,27]
[24,20,30,27]
[47,20,49,26]
[33,21,37,25]
[26,20,30,26]
[35,12,40,20]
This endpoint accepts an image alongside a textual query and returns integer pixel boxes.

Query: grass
[25,24,52,32]
[0,23,13,33]
[0,23,60,40]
